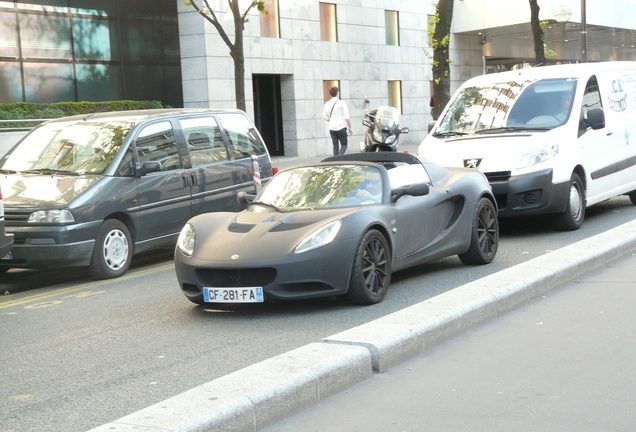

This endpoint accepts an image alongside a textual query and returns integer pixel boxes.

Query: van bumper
[489,168,570,217]
[0,221,99,269]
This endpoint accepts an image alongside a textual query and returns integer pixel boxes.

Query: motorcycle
[360,102,409,152]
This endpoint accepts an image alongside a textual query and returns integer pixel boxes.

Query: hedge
[0,100,166,129]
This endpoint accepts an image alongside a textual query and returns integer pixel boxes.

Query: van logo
[464,158,482,169]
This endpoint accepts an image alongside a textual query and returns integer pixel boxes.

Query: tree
[429,0,454,120]
[184,0,266,112]
[529,0,547,66]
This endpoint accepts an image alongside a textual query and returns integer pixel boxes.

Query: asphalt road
[2,195,635,432]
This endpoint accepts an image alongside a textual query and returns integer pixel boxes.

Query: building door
[253,74,284,156]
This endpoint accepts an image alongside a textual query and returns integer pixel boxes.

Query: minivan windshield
[435,78,578,136]
[0,120,134,175]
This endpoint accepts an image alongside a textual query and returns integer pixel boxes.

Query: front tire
[459,197,499,265]
[553,172,585,231]
[347,229,391,305]
[90,219,132,279]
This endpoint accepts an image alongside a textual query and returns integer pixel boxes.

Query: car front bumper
[175,238,359,303]
[488,168,570,217]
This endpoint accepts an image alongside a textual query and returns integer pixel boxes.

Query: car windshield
[0,120,134,175]
[253,165,384,212]
[435,77,578,136]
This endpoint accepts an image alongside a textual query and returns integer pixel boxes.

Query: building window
[319,2,337,42]
[323,80,339,102]
[385,10,399,46]
[260,0,279,38]
[388,81,402,113]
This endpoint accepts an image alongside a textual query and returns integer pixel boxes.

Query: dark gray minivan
[0,109,273,279]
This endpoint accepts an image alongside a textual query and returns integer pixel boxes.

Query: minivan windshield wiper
[21,168,81,176]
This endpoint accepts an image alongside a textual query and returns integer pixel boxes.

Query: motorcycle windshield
[375,106,400,130]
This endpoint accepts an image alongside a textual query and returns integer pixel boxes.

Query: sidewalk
[263,251,636,432]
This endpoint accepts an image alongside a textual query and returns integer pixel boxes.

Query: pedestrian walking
[322,86,352,155]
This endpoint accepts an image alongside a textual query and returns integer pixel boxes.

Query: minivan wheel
[553,172,585,231]
[90,219,132,279]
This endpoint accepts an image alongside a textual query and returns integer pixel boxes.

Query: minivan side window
[136,121,180,171]
[218,113,267,159]
[179,116,229,166]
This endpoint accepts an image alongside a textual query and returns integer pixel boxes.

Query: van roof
[462,61,636,86]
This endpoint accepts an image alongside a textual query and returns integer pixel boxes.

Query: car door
[178,115,246,215]
[391,164,457,259]
[132,120,192,242]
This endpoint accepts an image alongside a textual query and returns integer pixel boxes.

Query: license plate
[203,287,264,303]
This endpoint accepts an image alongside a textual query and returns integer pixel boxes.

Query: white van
[418,61,636,230]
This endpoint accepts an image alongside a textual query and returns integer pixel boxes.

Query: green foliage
[0,100,166,129]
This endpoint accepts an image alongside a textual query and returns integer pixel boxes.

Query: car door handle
[190,172,198,187]
[182,173,190,188]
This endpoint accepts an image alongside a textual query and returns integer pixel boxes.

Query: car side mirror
[391,182,430,202]
[237,191,256,204]
[586,107,605,130]
[136,161,161,177]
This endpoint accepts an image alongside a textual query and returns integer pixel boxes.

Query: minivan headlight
[177,223,196,256]
[27,209,75,224]
[518,140,559,169]
[294,220,341,254]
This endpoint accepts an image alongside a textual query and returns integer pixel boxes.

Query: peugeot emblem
[464,158,482,169]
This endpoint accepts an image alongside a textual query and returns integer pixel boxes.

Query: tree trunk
[432,0,454,120]
[529,0,547,66]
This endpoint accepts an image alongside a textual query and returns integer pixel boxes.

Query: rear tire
[553,172,585,231]
[347,229,391,305]
[90,219,132,279]
[459,198,499,265]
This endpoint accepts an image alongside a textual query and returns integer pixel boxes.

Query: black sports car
[174,152,498,305]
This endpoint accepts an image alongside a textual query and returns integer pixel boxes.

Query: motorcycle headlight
[385,135,396,144]
[27,209,74,224]
[294,220,342,254]
[177,223,196,256]
[518,140,559,169]
[373,130,383,142]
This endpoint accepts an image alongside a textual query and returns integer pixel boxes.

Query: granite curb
[88,218,636,432]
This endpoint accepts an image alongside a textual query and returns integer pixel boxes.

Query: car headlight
[518,140,559,169]
[294,220,342,254]
[177,223,196,256]
[27,209,74,224]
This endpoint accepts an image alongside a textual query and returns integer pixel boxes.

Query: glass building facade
[0,0,183,107]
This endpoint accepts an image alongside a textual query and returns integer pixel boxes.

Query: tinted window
[179,116,229,166]
[135,121,180,171]
[218,113,267,159]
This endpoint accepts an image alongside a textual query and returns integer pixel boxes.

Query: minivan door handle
[181,173,189,189]
[190,172,198,187]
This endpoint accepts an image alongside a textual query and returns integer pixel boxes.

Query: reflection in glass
[23,63,74,102]
[72,17,119,60]
[0,13,18,57]
[319,2,337,42]
[256,165,382,212]
[260,0,279,38]
[385,10,399,46]
[19,14,71,58]
[1,119,135,175]
[76,64,122,101]
[0,62,22,103]
[436,78,578,135]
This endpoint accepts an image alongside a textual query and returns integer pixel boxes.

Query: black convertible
[174,152,498,305]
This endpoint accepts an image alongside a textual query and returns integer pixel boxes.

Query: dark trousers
[330,128,348,155]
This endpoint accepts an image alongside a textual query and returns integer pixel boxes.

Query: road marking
[0,263,173,310]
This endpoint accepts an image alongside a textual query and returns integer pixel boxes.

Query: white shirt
[322,97,350,131]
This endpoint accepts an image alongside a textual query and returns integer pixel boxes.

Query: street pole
[581,0,587,62]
